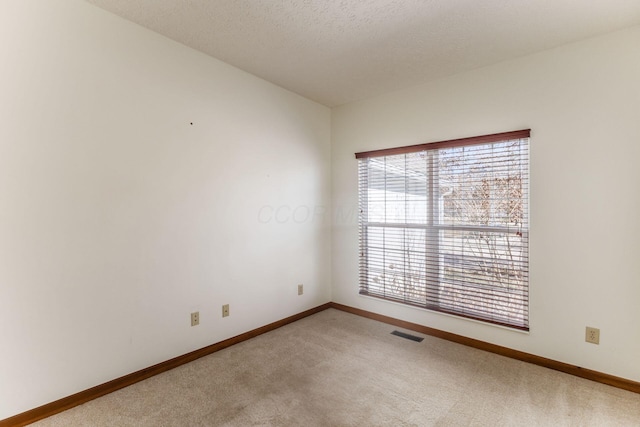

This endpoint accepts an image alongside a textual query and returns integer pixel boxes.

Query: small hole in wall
[190,122,193,125]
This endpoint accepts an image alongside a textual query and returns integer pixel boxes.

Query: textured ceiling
[85,0,640,107]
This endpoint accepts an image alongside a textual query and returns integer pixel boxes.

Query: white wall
[332,27,640,382]
[0,0,331,419]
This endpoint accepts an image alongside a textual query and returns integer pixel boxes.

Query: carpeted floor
[34,309,640,426]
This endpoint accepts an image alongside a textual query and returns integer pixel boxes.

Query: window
[356,130,530,330]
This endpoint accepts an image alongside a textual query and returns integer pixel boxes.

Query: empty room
[1,0,639,425]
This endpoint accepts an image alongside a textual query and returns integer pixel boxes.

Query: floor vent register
[391,330,424,342]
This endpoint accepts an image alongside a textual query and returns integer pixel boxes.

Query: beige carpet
[34,309,640,426]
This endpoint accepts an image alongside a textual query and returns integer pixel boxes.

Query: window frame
[356,130,530,331]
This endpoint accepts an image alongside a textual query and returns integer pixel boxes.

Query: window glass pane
[439,141,528,228]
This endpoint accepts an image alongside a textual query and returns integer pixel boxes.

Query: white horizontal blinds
[434,139,529,328]
[359,153,430,305]
[357,130,530,330]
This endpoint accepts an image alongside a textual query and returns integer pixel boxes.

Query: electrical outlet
[585,326,599,344]
[222,304,230,318]
[298,284,304,295]
[191,312,199,327]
